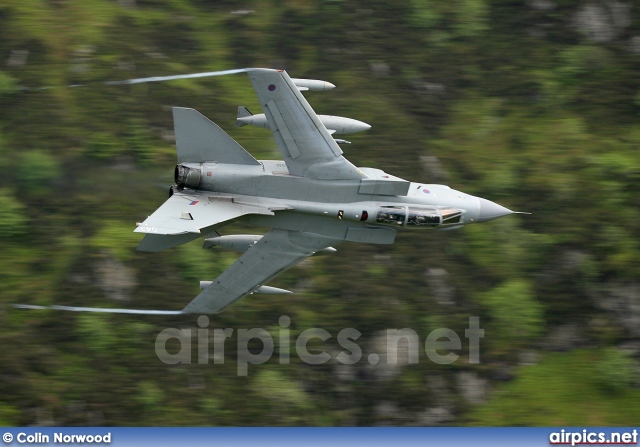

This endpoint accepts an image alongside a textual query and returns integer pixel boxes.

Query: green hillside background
[1,0,639,426]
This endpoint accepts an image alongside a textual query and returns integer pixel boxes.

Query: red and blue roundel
[268,84,276,91]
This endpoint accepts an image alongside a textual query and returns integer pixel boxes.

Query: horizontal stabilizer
[173,107,260,165]
[135,192,277,251]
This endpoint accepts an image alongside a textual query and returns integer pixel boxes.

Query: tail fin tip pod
[173,107,260,165]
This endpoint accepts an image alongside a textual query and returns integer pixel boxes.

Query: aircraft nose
[476,197,513,223]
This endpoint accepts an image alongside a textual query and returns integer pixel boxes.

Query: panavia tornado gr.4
[17,68,525,315]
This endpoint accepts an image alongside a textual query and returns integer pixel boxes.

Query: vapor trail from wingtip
[13,304,185,315]
[17,68,251,91]
[101,68,250,86]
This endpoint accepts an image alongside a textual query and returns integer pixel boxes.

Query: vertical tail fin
[173,107,260,165]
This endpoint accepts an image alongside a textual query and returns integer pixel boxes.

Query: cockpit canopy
[376,206,463,228]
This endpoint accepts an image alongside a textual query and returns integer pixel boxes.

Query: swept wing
[247,68,365,180]
[182,229,339,314]
[16,229,339,314]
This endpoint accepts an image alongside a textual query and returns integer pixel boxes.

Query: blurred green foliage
[0,71,17,97]
[594,347,637,393]
[0,0,639,427]
[0,189,27,237]
[478,279,543,351]
[468,350,640,425]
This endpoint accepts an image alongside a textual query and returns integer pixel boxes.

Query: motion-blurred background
[1,0,639,426]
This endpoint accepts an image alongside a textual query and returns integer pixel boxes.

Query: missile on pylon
[236,107,371,135]
[202,234,263,251]
[203,234,337,254]
[199,282,293,294]
[291,78,336,91]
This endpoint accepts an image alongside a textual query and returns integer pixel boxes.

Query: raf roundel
[268,84,276,91]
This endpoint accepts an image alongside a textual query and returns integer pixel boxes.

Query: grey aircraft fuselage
[15,68,520,315]
[174,158,511,242]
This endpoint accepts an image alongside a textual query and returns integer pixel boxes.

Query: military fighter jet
[16,68,523,315]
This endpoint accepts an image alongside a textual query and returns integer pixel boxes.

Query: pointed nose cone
[477,197,513,223]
